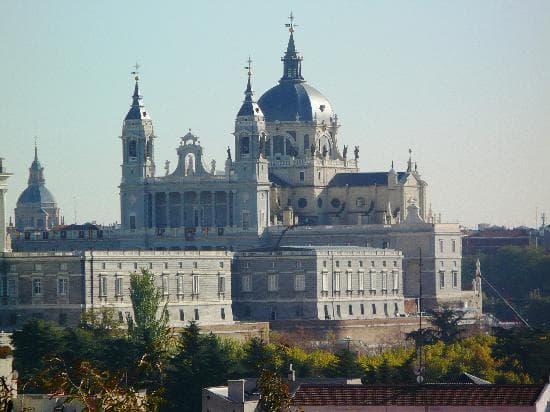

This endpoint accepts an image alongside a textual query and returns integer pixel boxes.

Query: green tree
[12,319,66,391]
[431,307,464,343]
[493,327,550,383]
[257,369,291,412]
[128,269,172,389]
[164,321,237,412]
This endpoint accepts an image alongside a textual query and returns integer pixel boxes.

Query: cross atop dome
[131,62,140,81]
[285,12,298,33]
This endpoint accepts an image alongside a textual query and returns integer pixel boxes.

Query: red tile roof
[291,384,544,407]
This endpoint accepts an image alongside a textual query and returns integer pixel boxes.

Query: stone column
[0,158,12,252]
[211,191,215,228]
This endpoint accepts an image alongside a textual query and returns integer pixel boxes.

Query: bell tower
[232,59,270,232]
[233,58,269,183]
[119,64,156,230]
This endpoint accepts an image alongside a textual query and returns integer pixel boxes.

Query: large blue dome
[258,82,334,123]
[17,184,56,206]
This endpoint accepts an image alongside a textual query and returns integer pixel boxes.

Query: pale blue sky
[1,1,549,228]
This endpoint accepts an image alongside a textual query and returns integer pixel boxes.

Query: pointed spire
[28,141,45,186]
[244,56,253,102]
[237,57,263,118]
[125,62,150,120]
[280,12,304,83]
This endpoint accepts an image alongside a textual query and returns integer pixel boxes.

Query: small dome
[17,184,56,206]
[258,82,334,123]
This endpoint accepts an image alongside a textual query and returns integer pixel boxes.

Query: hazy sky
[2,1,549,229]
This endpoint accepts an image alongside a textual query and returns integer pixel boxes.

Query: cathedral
[6,16,468,314]
[118,18,428,245]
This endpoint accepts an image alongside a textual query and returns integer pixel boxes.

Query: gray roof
[17,184,56,205]
[328,172,407,187]
[258,82,333,122]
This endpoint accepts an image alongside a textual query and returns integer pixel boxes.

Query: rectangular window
[370,271,376,290]
[360,304,365,315]
[394,302,399,315]
[179,309,185,321]
[133,262,138,270]
[335,261,340,268]
[7,279,16,297]
[359,261,363,268]
[384,303,388,316]
[296,260,301,268]
[118,262,122,269]
[164,262,169,270]
[177,275,184,295]
[58,278,68,296]
[347,261,352,268]
[322,272,328,292]
[346,272,352,291]
[323,260,327,268]
[34,263,42,271]
[334,272,341,291]
[101,262,106,270]
[192,275,200,295]
[59,263,68,271]
[358,271,364,291]
[194,308,199,320]
[219,276,226,293]
[348,304,353,315]
[242,211,250,230]
[219,261,224,269]
[268,274,278,292]
[32,278,42,296]
[372,303,377,315]
[299,171,305,182]
[439,271,445,289]
[221,308,226,320]
[99,277,107,297]
[392,271,399,290]
[115,277,123,297]
[162,276,169,296]
[242,275,252,292]
[439,239,444,253]
[382,272,388,291]
[452,271,458,288]
[324,305,330,319]
[0,278,4,297]
[294,274,305,291]
[9,264,16,273]
[451,239,456,253]
[178,262,183,269]
[336,305,341,317]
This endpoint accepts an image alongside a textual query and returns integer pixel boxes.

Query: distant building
[462,226,535,255]
[0,250,233,328]
[232,246,404,321]
[14,145,60,232]
[5,15,473,316]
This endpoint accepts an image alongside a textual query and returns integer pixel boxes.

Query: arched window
[128,140,137,158]
[240,136,250,155]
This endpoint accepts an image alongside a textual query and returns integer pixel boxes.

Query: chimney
[228,379,245,403]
